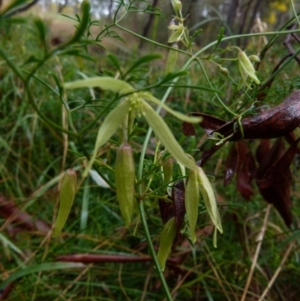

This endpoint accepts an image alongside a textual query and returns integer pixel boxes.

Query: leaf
[107,53,122,74]
[213,90,300,140]
[65,0,90,46]
[236,141,256,200]
[158,71,188,86]
[256,139,285,181]
[124,54,162,77]
[64,77,135,96]
[0,0,25,17]
[184,113,226,136]
[256,138,300,227]
[255,139,270,165]
[0,262,84,290]
[33,17,47,45]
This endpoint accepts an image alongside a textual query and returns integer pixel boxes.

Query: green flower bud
[218,65,229,77]
[115,143,135,227]
[185,169,199,243]
[53,168,77,237]
[157,217,176,271]
[171,0,182,12]
[168,25,184,43]
[248,55,260,63]
[238,50,260,86]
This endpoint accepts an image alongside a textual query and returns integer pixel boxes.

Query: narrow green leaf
[0,0,25,17]
[124,54,162,77]
[142,100,197,171]
[107,53,122,74]
[0,233,24,256]
[64,76,135,95]
[82,99,131,178]
[0,262,84,290]
[66,0,90,45]
[157,217,176,271]
[33,17,47,45]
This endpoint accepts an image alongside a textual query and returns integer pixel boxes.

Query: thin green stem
[26,85,78,136]
[115,22,191,56]
[195,58,237,116]
[138,198,173,301]
[290,0,300,28]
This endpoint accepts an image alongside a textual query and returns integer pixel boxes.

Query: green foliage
[1,1,300,301]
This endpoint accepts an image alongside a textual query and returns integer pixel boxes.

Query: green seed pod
[157,217,176,271]
[115,143,135,227]
[185,169,199,243]
[53,168,77,237]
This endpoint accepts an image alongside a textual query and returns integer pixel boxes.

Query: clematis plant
[59,76,223,269]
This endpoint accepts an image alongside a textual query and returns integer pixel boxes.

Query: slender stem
[138,198,173,301]
[195,58,237,116]
[290,0,300,28]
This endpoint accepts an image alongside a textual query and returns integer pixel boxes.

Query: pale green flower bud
[115,143,135,227]
[238,50,260,86]
[168,25,184,43]
[248,55,260,63]
[53,168,77,237]
[218,65,229,77]
[171,0,182,12]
